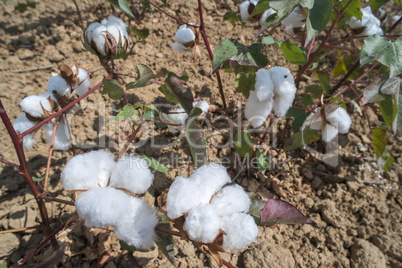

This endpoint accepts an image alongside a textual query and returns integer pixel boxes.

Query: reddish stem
[291,106,314,113]
[0,157,20,171]
[0,225,41,234]
[38,195,75,206]
[146,0,192,26]
[114,122,144,161]
[306,36,315,60]
[43,119,60,192]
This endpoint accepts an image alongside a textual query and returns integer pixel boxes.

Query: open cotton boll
[76,187,130,228]
[114,196,158,249]
[169,105,188,124]
[259,8,276,26]
[40,92,58,105]
[61,150,115,190]
[92,25,108,56]
[106,25,126,46]
[281,6,305,28]
[86,22,101,44]
[175,25,195,44]
[110,155,154,194]
[269,66,295,91]
[239,1,252,21]
[172,42,190,52]
[221,213,259,252]
[72,68,90,96]
[254,69,274,102]
[302,111,322,131]
[211,184,251,216]
[19,95,52,118]
[47,75,71,96]
[106,15,128,32]
[348,6,383,35]
[245,91,273,128]
[194,100,209,114]
[43,120,70,150]
[183,204,220,243]
[322,123,338,143]
[13,114,37,149]
[326,107,351,134]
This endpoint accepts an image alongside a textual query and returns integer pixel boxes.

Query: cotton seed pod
[172,24,199,52]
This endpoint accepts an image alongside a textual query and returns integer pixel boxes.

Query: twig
[12,65,55,73]
[72,0,85,31]
[114,122,144,161]
[154,226,181,237]
[146,0,191,26]
[38,195,75,206]
[364,180,383,185]
[43,119,61,192]
[0,225,41,234]
[0,157,20,171]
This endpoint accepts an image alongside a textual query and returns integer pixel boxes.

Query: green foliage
[158,85,179,104]
[107,104,138,123]
[102,79,124,100]
[234,130,256,157]
[107,0,135,18]
[126,64,154,90]
[314,71,331,94]
[334,0,362,28]
[223,11,242,27]
[369,0,389,11]
[212,39,268,74]
[140,0,153,10]
[165,73,194,114]
[15,1,36,13]
[185,108,207,167]
[131,27,150,40]
[32,174,45,182]
[395,85,402,133]
[138,155,168,176]
[256,150,270,173]
[286,106,309,131]
[378,97,395,128]
[235,72,256,98]
[279,39,307,65]
[360,35,402,78]
[305,85,323,98]
[248,194,267,224]
[373,127,387,159]
[305,0,332,45]
[285,127,320,151]
[155,215,175,266]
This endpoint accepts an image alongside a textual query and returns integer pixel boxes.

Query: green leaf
[279,39,307,65]
[379,97,395,128]
[314,71,330,94]
[107,0,135,18]
[379,151,394,171]
[185,108,208,167]
[131,27,149,40]
[165,73,194,114]
[305,85,323,98]
[369,0,389,11]
[102,79,124,100]
[262,36,282,46]
[248,194,267,224]
[285,127,320,151]
[286,106,309,131]
[15,1,36,13]
[234,130,256,157]
[360,35,402,77]
[235,72,256,98]
[32,174,46,182]
[107,104,138,123]
[155,215,175,266]
[140,0,152,10]
[363,76,400,104]
[394,84,402,133]
[223,10,242,27]
[335,0,362,28]
[166,71,189,82]
[256,150,270,173]
[126,64,154,89]
[302,94,314,106]
[212,39,268,74]
[305,0,332,46]
[158,84,179,104]
[372,127,387,159]
[138,155,168,176]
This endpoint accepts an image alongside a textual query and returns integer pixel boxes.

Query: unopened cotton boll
[172,25,195,52]
[75,187,131,228]
[281,6,306,28]
[114,196,158,249]
[43,120,70,150]
[221,213,258,252]
[47,75,71,96]
[61,149,115,190]
[254,69,274,102]
[245,91,273,128]
[19,95,53,118]
[13,114,37,149]
[183,204,220,243]
[72,68,91,96]
[211,184,251,216]
[110,155,154,194]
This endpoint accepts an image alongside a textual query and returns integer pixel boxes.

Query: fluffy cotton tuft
[281,6,306,28]
[19,95,52,118]
[47,75,71,96]
[221,213,259,252]
[109,155,154,194]
[259,8,276,26]
[348,6,383,36]
[114,196,158,249]
[73,68,91,96]
[43,120,70,150]
[76,187,131,228]
[326,107,352,134]
[13,114,37,149]
[245,91,273,128]
[61,150,115,190]
[194,100,210,114]
[240,1,252,21]
[211,184,251,216]
[169,105,187,124]
[172,25,195,52]
[269,67,297,117]
[183,204,220,243]
[254,69,274,102]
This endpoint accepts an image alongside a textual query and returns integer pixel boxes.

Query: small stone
[302,168,313,181]
[311,176,323,189]
[0,233,19,256]
[351,239,386,268]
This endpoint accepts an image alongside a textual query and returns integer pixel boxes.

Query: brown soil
[0,0,401,267]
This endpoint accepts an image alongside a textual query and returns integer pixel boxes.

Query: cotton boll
[302,111,322,131]
[172,42,190,52]
[86,22,101,44]
[240,1,251,21]
[73,68,91,96]
[281,6,306,28]
[254,69,274,102]
[245,91,273,128]
[269,66,295,92]
[40,92,58,105]
[221,213,259,252]
[175,25,195,44]
[348,6,382,36]
[106,25,125,46]
[43,120,70,150]
[169,105,188,124]
[166,176,200,219]
[183,204,220,243]
[13,114,37,149]
[110,155,154,194]
[259,8,276,26]
[75,187,131,228]
[47,75,71,96]
[211,184,251,216]
[326,107,351,134]
[114,196,158,249]
[194,100,209,114]
[19,95,52,118]
[92,25,107,56]
[106,15,128,32]
[61,149,115,190]
[322,123,338,143]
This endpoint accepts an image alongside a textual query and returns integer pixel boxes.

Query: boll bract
[348,6,383,36]
[240,0,276,26]
[172,24,197,52]
[245,67,296,128]
[85,15,129,58]
[302,105,352,142]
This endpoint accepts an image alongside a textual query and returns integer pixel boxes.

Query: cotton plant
[348,6,383,36]
[13,64,91,149]
[280,6,306,36]
[166,162,258,251]
[245,67,297,128]
[239,0,276,26]
[301,104,352,143]
[168,100,209,132]
[61,150,158,249]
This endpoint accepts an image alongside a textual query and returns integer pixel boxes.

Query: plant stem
[0,225,41,234]
[145,119,183,126]
[72,0,85,31]
[0,157,20,171]
[114,122,144,161]
[197,0,227,109]
[38,195,75,206]
[146,0,191,26]
[291,106,314,113]
[154,226,181,237]
[306,36,315,60]
[0,100,57,248]
[43,119,61,192]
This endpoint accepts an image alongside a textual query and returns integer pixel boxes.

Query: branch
[114,122,144,161]
[38,195,75,206]
[0,157,20,171]
[43,119,61,192]
[0,225,41,234]
[146,0,192,26]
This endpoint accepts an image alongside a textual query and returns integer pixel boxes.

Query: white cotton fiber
[114,196,158,249]
[40,92,58,105]
[169,105,188,125]
[109,155,154,194]
[348,6,383,36]
[302,111,322,131]
[106,15,128,31]
[92,25,107,56]
[221,213,259,252]
[183,204,220,243]
[254,69,274,102]
[211,184,251,216]
[86,22,101,44]
[43,120,70,150]
[321,123,338,143]
[107,25,125,46]
[326,107,351,134]
[19,95,53,118]
[269,67,296,117]
[75,187,131,228]
[47,75,71,96]
[13,114,38,149]
[240,1,252,21]
[175,25,195,44]
[172,42,190,52]
[72,68,90,96]
[281,6,306,28]
[61,149,115,190]
[194,100,209,114]
[245,91,273,128]
[259,8,276,26]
